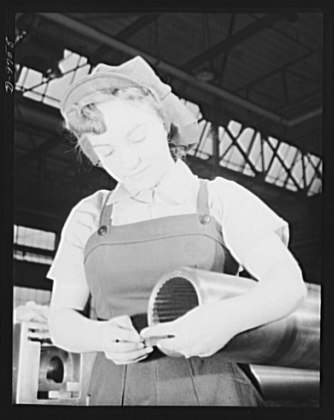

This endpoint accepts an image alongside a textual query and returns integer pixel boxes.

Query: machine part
[147,267,320,370]
[12,321,95,405]
[38,347,77,393]
[250,365,320,401]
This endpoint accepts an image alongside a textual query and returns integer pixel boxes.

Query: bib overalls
[84,180,264,406]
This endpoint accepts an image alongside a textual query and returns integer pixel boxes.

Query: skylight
[15,49,322,196]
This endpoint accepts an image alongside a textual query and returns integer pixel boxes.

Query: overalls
[84,180,264,406]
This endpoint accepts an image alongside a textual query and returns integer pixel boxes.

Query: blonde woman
[47,56,306,406]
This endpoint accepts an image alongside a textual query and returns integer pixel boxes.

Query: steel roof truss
[182,13,282,71]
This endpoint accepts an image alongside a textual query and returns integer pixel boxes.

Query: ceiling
[13,12,323,283]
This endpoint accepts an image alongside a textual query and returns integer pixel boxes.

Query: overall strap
[98,191,114,228]
[196,179,211,216]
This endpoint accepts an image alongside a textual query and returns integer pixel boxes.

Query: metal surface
[12,321,95,405]
[148,267,320,370]
[250,365,320,401]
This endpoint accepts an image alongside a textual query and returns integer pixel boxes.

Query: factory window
[15,49,322,196]
[16,49,91,107]
[13,225,56,265]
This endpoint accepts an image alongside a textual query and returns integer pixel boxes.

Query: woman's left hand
[141,302,235,358]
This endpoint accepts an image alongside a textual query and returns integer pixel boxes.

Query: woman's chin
[123,173,159,192]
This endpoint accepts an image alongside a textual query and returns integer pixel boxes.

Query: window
[16,49,322,196]
[13,225,56,265]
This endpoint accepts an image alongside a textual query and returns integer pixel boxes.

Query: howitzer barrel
[147,267,320,370]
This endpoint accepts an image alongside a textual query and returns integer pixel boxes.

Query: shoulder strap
[98,190,114,227]
[196,179,210,215]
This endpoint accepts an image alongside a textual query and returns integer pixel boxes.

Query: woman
[47,56,307,406]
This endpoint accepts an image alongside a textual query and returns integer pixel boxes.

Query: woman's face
[85,98,175,193]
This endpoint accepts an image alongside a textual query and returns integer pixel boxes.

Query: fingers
[155,336,178,350]
[101,315,155,364]
[114,327,143,343]
[126,354,151,364]
[141,323,199,357]
[105,345,154,365]
[107,341,145,354]
[106,315,142,343]
[141,322,175,339]
[121,348,154,365]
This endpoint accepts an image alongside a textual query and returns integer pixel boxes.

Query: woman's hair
[63,86,189,164]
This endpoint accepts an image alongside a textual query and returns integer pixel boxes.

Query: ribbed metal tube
[147,267,320,370]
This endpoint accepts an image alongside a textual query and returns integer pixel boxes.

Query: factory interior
[10,11,326,408]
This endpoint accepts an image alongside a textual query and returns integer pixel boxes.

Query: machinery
[148,267,320,403]
[148,267,320,369]
[12,321,95,405]
[12,267,320,405]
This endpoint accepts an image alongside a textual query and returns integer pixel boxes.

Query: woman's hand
[141,302,234,359]
[141,236,307,360]
[98,315,153,365]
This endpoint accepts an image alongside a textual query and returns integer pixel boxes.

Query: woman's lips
[126,166,150,178]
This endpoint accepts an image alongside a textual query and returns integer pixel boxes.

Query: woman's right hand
[98,315,153,365]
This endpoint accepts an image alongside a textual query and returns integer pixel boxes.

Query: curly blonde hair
[63,86,189,165]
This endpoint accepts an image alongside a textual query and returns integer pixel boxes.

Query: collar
[107,160,198,205]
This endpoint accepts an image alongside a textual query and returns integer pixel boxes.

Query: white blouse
[47,160,289,285]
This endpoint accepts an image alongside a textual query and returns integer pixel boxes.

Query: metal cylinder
[250,365,320,401]
[147,267,320,370]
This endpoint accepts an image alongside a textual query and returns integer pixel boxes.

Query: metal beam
[241,129,257,173]
[287,68,321,85]
[282,148,300,189]
[305,154,322,179]
[193,121,209,155]
[15,92,321,199]
[36,13,322,128]
[286,108,322,127]
[94,14,160,58]
[187,154,300,203]
[305,164,321,194]
[281,70,290,103]
[211,124,220,177]
[265,137,302,191]
[235,48,320,96]
[216,13,237,85]
[182,13,283,71]
[263,139,282,177]
[15,94,320,199]
[274,91,322,115]
[115,14,160,40]
[224,125,259,175]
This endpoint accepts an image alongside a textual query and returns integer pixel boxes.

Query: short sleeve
[47,190,109,285]
[208,178,289,267]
